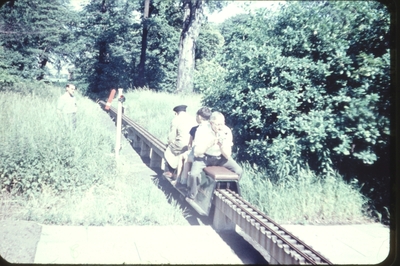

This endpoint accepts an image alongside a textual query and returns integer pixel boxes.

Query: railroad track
[214,189,332,265]
[98,100,333,265]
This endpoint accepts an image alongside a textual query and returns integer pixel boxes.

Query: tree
[0,0,76,84]
[176,0,226,93]
[176,0,204,93]
[133,0,183,92]
[74,0,141,94]
[136,0,151,88]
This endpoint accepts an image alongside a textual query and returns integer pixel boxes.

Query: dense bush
[202,1,391,222]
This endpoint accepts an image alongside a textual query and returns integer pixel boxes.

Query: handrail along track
[98,100,333,265]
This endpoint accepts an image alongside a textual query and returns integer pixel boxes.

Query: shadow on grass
[126,142,213,226]
[150,172,214,226]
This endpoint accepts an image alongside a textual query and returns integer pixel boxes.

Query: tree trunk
[93,0,108,93]
[176,0,204,93]
[137,0,150,88]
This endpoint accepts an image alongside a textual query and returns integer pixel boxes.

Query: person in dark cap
[163,105,197,179]
[173,105,187,112]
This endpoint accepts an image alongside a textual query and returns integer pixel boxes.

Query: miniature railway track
[214,189,332,265]
[98,100,333,265]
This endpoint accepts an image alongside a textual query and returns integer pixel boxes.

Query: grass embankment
[121,88,372,225]
[0,84,188,225]
[0,85,371,225]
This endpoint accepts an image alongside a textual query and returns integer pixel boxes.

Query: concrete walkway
[32,222,393,265]
[34,225,266,264]
[281,223,392,265]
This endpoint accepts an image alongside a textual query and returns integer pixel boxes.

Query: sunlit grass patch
[1,177,188,226]
[116,88,202,142]
[239,162,371,224]
[0,85,188,226]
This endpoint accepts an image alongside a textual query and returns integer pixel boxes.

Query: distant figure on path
[57,84,77,129]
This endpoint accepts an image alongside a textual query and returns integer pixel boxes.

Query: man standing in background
[57,84,77,129]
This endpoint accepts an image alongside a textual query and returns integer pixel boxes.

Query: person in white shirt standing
[57,84,77,129]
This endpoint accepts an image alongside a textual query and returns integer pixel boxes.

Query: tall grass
[239,163,371,224]
[115,89,373,225]
[0,84,188,225]
[114,88,203,142]
[0,88,115,196]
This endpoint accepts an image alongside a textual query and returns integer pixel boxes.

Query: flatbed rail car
[98,100,333,265]
[172,166,240,217]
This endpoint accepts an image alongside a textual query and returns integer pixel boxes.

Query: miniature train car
[172,166,240,216]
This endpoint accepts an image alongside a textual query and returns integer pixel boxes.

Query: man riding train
[163,105,195,180]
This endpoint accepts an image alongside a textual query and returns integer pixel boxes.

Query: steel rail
[215,189,333,265]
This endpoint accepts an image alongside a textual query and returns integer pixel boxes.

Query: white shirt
[195,124,233,157]
[57,93,77,114]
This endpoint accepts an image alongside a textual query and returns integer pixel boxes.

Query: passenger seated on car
[186,111,243,201]
[163,105,196,180]
[175,106,212,187]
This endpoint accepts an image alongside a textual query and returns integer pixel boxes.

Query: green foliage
[73,0,142,93]
[0,0,226,94]
[143,0,182,92]
[194,24,225,93]
[194,59,226,93]
[0,0,76,82]
[203,1,390,172]
[72,0,183,93]
[202,1,390,223]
